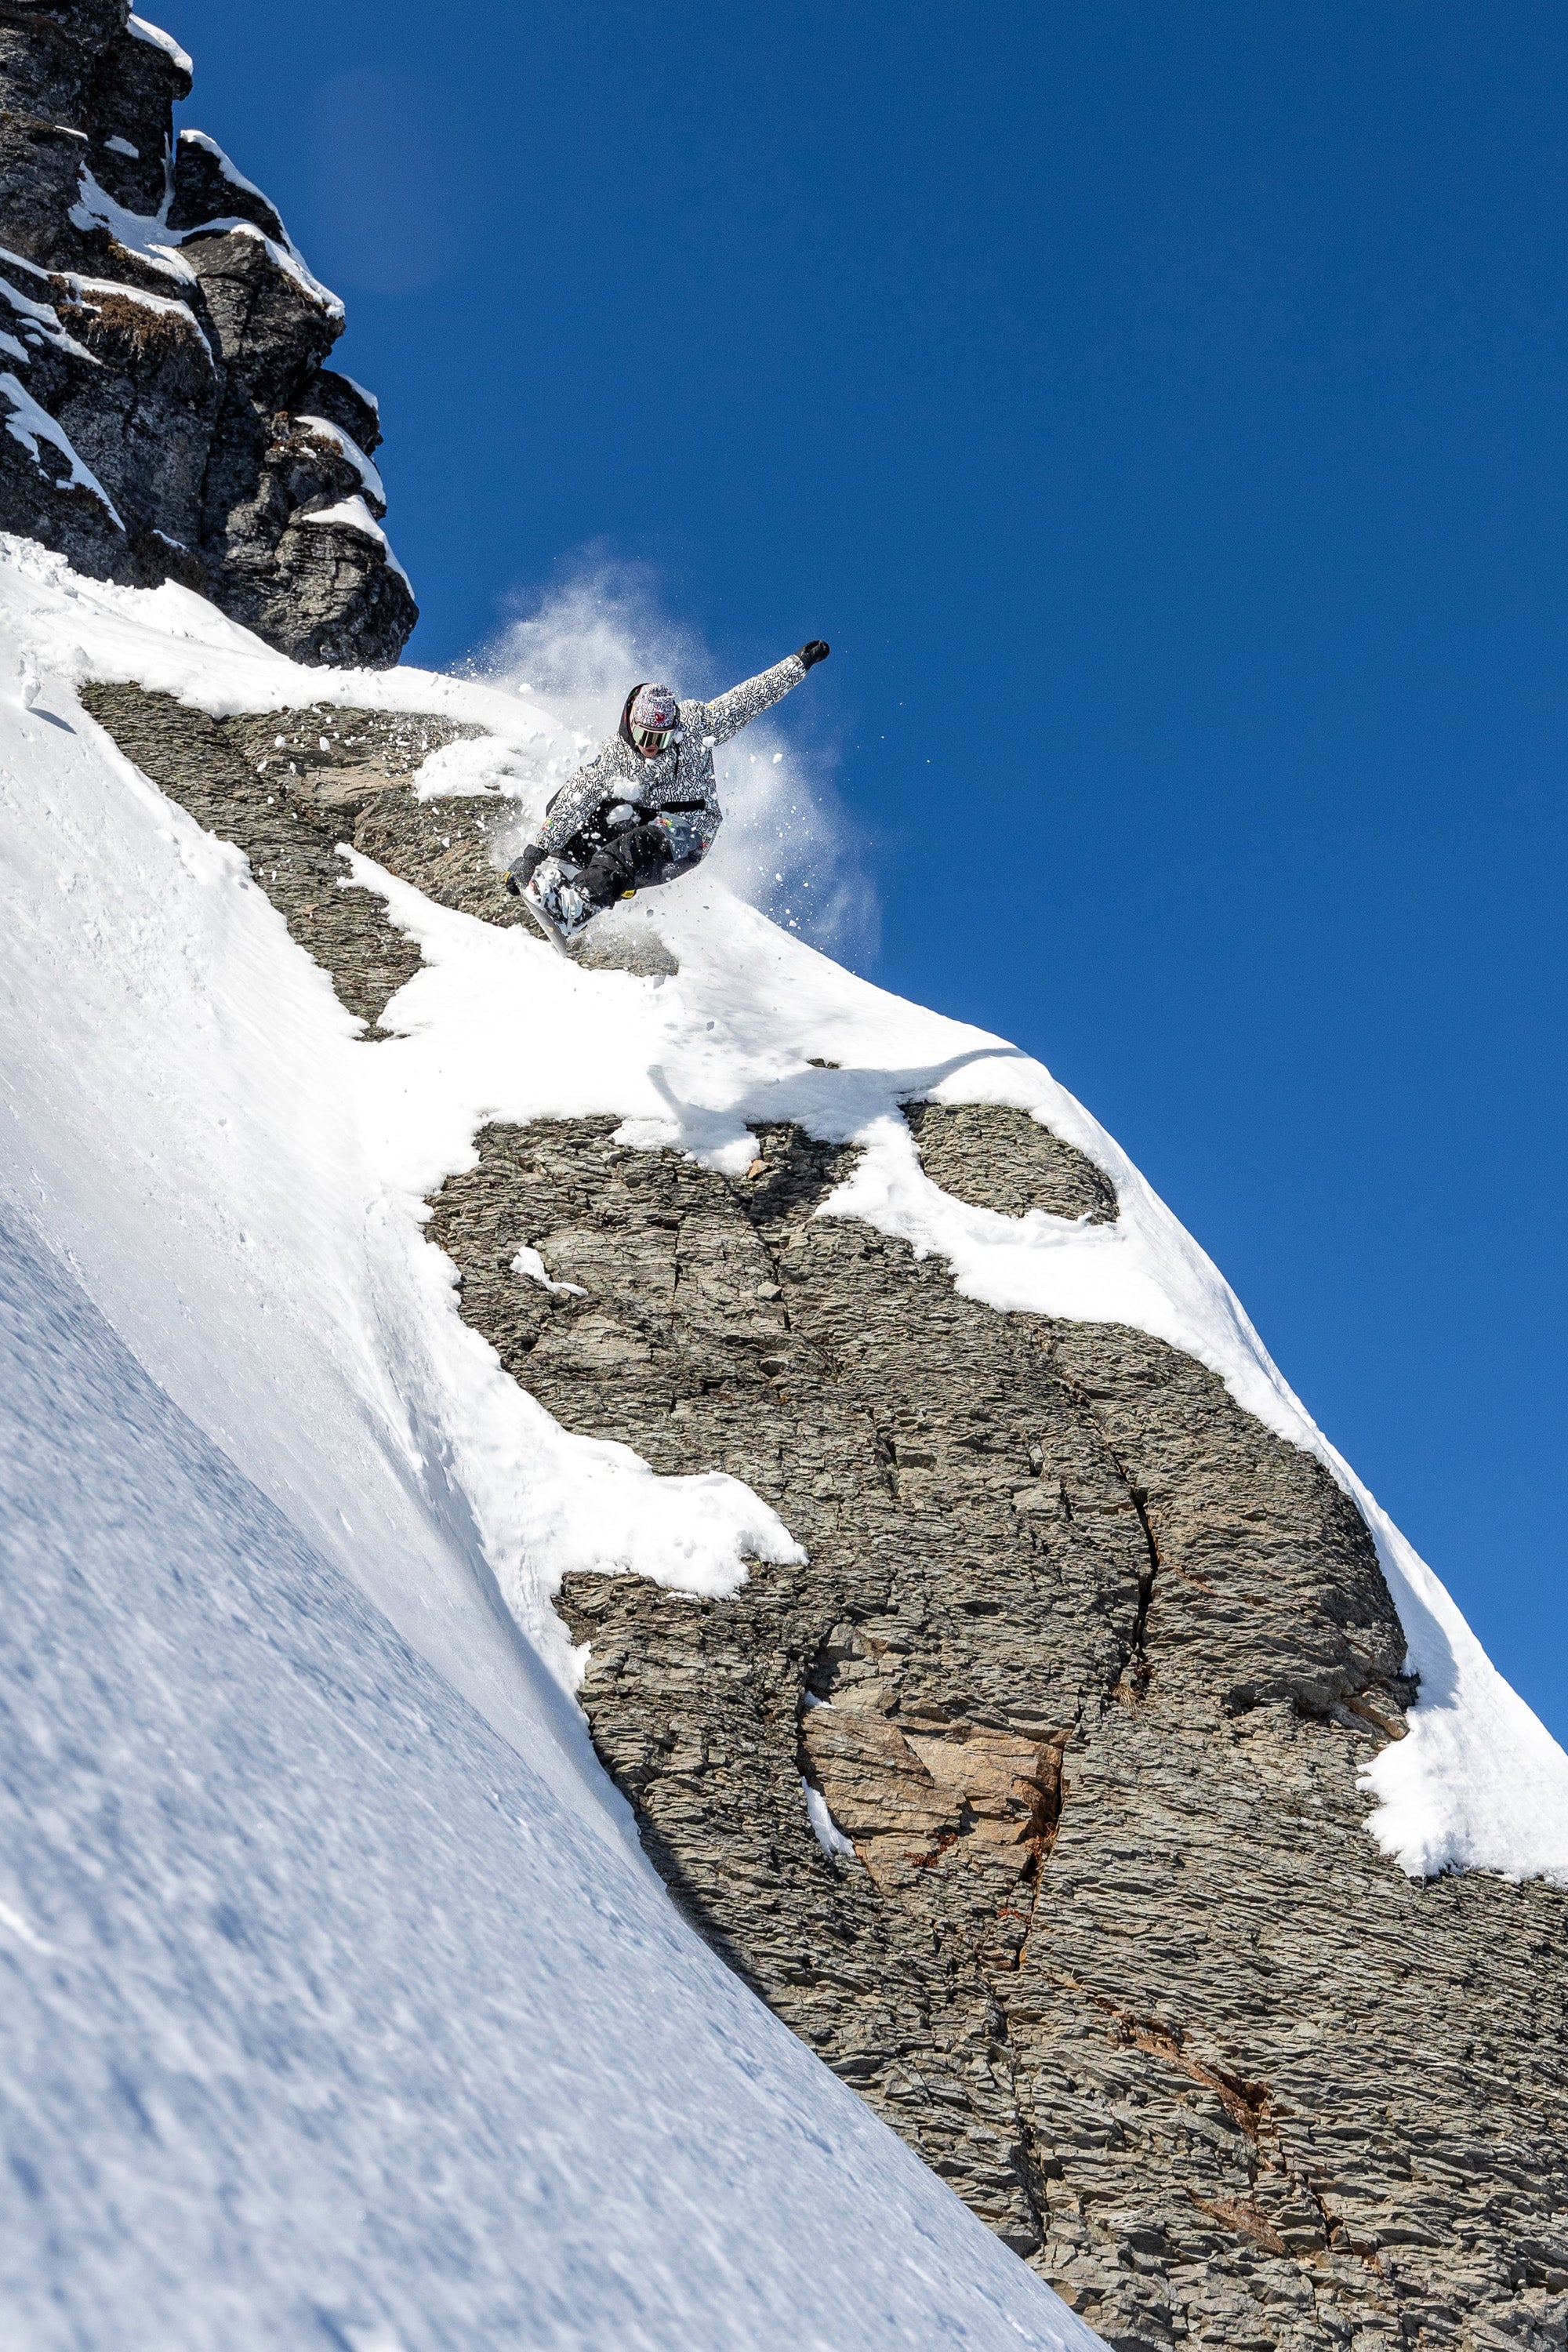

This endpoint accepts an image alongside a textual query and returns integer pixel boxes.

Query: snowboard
[516,884,580,957]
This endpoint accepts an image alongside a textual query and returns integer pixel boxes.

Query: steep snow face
[0,1203,1089,2350]
[0,521,1563,2128]
[0,550,809,1836]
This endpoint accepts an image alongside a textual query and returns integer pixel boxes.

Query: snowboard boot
[524,855,597,941]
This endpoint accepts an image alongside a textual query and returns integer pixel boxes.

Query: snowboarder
[506,640,830,942]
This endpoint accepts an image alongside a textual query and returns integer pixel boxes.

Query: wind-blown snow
[479,565,876,958]
[2,535,1562,1891]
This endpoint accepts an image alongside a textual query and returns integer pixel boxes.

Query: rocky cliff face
[0,3,415,664]
[82,677,1568,2352]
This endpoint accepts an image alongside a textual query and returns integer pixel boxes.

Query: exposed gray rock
[0,7,416,664]
[78,683,673,1009]
[78,683,499,1029]
[434,1119,1566,2352]
[905,1099,1120,1225]
[81,681,1568,2352]
[81,677,681,978]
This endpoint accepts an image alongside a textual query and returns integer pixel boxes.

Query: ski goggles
[630,720,680,753]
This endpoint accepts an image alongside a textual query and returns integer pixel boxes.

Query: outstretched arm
[701,641,829,746]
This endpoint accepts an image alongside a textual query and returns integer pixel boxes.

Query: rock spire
[0,2,415,664]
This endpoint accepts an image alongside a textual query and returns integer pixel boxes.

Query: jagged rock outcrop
[82,681,1568,2352]
[435,1127,1568,2352]
[0,3,416,662]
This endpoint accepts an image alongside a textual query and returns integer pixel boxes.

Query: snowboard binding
[510,855,596,955]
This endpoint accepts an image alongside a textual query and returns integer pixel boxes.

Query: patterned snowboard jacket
[530,652,809,872]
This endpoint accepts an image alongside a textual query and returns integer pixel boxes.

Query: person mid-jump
[506,639,829,941]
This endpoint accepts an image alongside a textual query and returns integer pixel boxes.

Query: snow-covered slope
[2,533,1564,2336]
[0,1203,1090,2348]
[0,542,1108,2348]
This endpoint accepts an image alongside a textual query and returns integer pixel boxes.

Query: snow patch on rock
[0,377,123,522]
[127,13,193,75]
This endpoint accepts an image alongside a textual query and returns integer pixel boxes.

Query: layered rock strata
[0,4,415,662]
[84,681,1568,2352]
[78,683,677,1000]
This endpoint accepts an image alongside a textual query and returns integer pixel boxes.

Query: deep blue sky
[163,1,1567,1742]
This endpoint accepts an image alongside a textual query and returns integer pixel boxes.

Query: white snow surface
[0,1203,1085,2349]
[128,11,193,75]
[803,1776,858,1860]
[0,532,1564,2321]
[0,375,123,523]
[513,1243,588,1297]
[299,491,387,539]
[0,534,1097,2342]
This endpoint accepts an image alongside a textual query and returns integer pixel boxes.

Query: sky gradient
[162,0,1568,1743]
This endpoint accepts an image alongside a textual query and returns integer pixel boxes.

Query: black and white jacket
[529,653,808,872]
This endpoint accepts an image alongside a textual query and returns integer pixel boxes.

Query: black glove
[796,640,829,670]
[505,842,545,895]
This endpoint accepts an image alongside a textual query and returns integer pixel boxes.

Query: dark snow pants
[575,822,680,909]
